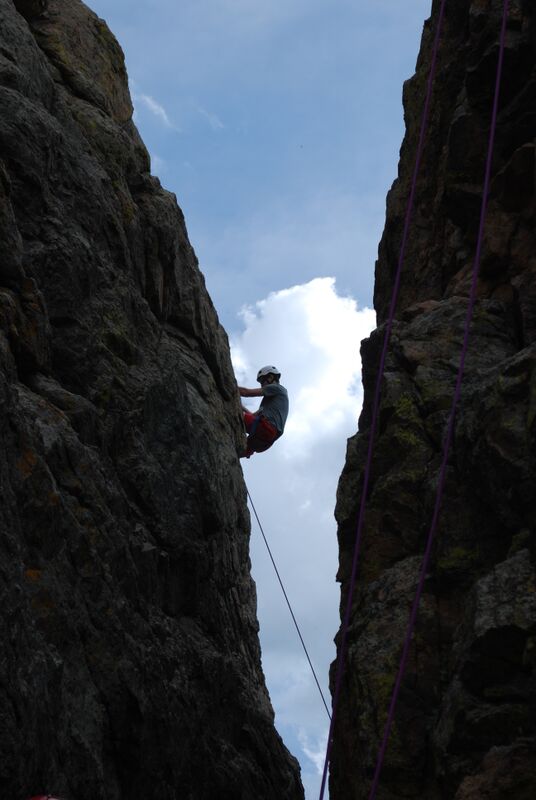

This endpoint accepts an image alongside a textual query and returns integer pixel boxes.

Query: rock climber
[238,365,289,458]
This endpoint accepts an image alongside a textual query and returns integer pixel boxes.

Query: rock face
[0,1,304,798]
[331,1,536,798]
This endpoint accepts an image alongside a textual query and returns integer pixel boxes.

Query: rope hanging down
[318,2,448,797]
[368,3,510,797]
[246,488,332,720]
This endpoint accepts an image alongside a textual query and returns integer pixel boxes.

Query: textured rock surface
[331,1,536,798]
[0,1,304,798]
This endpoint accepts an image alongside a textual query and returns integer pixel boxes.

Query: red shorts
[243,411,279,457]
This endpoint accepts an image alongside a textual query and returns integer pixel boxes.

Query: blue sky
[88,1,431,796]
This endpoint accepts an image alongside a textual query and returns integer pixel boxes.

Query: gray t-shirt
[259,383,289,434]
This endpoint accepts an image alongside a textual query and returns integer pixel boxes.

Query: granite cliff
[332,1,536,798]
[0,1,304,798]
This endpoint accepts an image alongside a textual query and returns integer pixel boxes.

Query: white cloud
[298,728,328,776]
[230,277,375,798]
[231,277,375,459]
[196,105,225,130]
[150,153,166,175]
[133,93,178,129]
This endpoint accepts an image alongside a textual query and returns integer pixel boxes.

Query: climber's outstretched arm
[238,386,264,398]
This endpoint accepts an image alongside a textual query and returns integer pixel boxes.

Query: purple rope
[368,2,510,797]
[318,2,448,798]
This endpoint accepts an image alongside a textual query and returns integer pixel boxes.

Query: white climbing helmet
[256,365,281,383]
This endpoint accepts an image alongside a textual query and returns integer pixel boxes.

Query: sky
[87,1,431,796]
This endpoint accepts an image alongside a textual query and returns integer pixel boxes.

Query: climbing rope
[318,2,448,797]
[368,3,510,797]
[246,488,332,720]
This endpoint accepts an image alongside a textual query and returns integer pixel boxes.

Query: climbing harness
[244,412,279,454]
[318,0,511,797]
[246,488,331,720]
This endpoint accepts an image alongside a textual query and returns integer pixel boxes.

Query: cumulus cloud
[298,728,328,776]
[230,277,375,798]
[232,276,375,459]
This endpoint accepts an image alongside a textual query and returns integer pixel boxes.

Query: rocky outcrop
[331,1,536,798]
[0,1,303,798]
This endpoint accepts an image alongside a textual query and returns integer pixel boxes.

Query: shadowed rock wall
[0,1,304,798]
[332,1,536,798]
